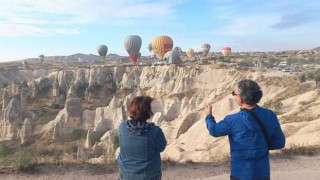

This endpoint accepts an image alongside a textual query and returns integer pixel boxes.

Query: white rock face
[2,90,9,113]
[18,118,32,145]
[1,64,320,163]
[0,96,24,141]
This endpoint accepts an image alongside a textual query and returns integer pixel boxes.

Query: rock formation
[18,118,32,145]
[2,90,9,113]
[0,96,24,141]
[0,64,320,163]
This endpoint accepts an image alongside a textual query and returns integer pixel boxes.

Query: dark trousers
[230,176,270,180]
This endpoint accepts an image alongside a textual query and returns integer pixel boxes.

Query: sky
[1,0,320,62]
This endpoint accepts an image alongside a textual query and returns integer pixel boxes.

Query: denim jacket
[117,120,167,180]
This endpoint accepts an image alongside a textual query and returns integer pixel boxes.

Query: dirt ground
[1,152,320,180]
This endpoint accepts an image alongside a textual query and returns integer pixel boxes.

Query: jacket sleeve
[206,114,232,137]
[269,113,286,150]
[155,127,167,152]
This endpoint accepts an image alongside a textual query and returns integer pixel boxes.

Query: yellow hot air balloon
[151,36,173,60]
[201,43,211,57]
[186,48,194,58]
[221,47,231,56]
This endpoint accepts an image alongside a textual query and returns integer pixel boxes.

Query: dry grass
[281,144,315,156]
[0,162,118,175]
[263,82,315,115]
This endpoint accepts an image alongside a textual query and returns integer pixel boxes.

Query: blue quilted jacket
[206,106,285,179]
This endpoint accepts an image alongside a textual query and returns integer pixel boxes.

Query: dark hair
[129,96,154,122]
[237,79,263,105]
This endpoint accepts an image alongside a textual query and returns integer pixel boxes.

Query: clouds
[212,15,278,37]
[0,23,80,37]
[0,0,176,37]
[271,11,320,29]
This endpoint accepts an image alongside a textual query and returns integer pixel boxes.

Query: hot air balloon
[222,47,231,57]
[186,48,194,58]
[124,35,142,64]
[201,43,211,57]
[38,54,44,63]
[164,50,182,64]
[97,45,108,63]
[151,36,173,60]
[147,43,152,52]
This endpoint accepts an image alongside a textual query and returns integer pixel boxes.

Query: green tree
[307,57,315,63]
[286,57,298,65]
[269,57,278,65]
[306,71,315,80]
[0,145,11,157]
[315,74,320,87]
[299,73,306,83]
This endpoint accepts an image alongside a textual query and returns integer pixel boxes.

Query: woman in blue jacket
[205,79,285,180]
[117,96,167,180]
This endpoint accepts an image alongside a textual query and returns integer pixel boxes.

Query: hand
[204,105,212,115]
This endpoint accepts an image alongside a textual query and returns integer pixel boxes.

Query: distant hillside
[22,53,123,63]
[313,47,320,51]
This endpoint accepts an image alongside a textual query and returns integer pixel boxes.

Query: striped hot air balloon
[221,47,231,57]
[151,36,173,60]
[124,35,142,64]
[201,43,211,57]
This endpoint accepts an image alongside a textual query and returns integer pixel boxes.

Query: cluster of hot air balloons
[96,35,232,64]
[183,44,232,59]
[97,35,176,64]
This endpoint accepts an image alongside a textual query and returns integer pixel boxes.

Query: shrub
[299,73,306,83]
[88,146,104,159]
[315,74,320,87]
[14,149,36,172]
[305,71,315,80]
[50,103,61,109]
[281,144,314,156]
[66,145,78,154]
[0,145,12,157]
[53,149,63,162]
[114,135,119,149]
[38,149,53,156]
[16,155,34,171]
[263,100,283,114]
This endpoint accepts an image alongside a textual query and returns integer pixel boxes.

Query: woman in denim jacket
[117,96,167,180]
